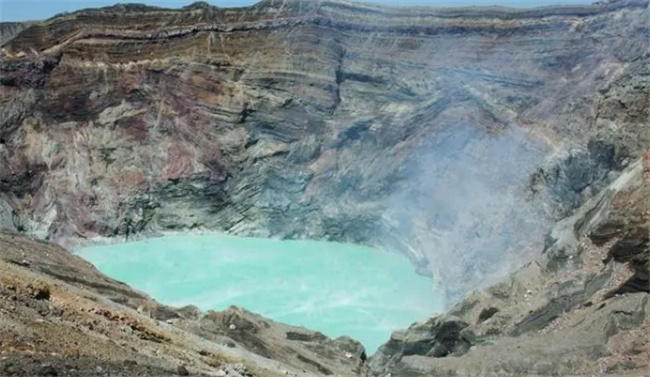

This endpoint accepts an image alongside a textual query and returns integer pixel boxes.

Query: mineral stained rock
[0,22,33,45]
[1,1,649,376]
[1,0,649,300]
[369,153,650,376]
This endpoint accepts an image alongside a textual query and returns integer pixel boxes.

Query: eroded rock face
[1,3,649,375]
[1,0,649,308]
[370,154,650,376]
[185,307,368,376]
[0,22,33,45]
[0,197,16,231]
[0,230,367,377]
[0,157,646,376]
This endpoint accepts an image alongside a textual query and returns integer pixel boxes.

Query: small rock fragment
[39,363,58,376]
[2,362,18,376]
[29,283,50,300]
[215,369,227,377]
[123,360,138,368]
[177,365,190,376]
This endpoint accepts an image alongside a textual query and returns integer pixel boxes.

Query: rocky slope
[0,22,33,45]
[1,0,649,300]
[0,230,367,377]
[370,152,649,376]
[0,153,646,377]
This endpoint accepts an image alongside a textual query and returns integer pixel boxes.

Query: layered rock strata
[0,1,649,375]
[369,153,649,376]
[1,0,649,299]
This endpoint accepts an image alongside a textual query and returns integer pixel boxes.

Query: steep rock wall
[1,0,649,299]
[0,22,33,45]
[370,153,649,376]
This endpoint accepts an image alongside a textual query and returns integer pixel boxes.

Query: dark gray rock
[370,156,649,376]
[0,198,15,231]
[176,365,189,376]
[0,22,34,45]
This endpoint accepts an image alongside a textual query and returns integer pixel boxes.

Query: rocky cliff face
[370,152,649,376]
[0,22,33,45]
[2,0,648,300]
[1,1,649,376]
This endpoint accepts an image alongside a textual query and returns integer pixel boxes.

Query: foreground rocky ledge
[0,230,368,376]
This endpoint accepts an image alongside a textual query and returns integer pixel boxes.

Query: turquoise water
[77,234,442,352]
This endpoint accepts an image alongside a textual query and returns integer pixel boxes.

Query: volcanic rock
[1,0,649,301]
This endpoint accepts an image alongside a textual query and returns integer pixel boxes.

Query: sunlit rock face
[0,22,32,45]
[78,234,443,353]
[1,0,649,299]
